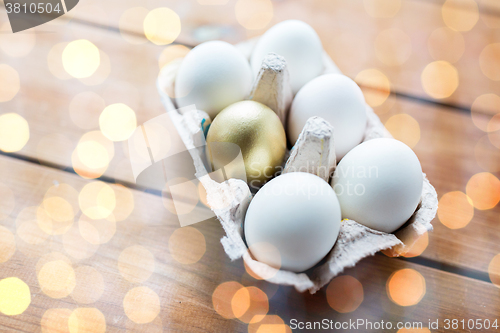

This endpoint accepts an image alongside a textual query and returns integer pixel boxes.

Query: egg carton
[156,39,438,294]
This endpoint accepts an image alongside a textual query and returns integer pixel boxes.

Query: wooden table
[0,0,499,332]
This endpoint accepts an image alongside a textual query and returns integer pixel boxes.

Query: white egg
[250,20,324,94]
[287,74,367,159]
[245,172,341,272]
[331,138,423,233]
[175,41,252,119]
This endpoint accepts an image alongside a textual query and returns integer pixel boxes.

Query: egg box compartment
[156,38,438,294]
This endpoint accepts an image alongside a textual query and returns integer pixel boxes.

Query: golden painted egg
[206,100,286,188]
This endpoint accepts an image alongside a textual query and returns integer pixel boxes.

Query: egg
[206,101,286,189]
[287,74,367,159]
[245,172,341,272]
[175,41,252,119]
[250,20,324,94]
[331,138,423,233]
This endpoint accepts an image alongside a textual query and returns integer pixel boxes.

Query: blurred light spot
[387,268,426,306]
[48,42,72,80]
[79,181,116,220]
[326,275,364,313]
[245,243,281,280]
[68,308,106,333]
[71,266,104,304]
[198,182,210,208]
[0,113,29,152]
[43,196,74,224]
[427,27,465,63]
[0,277,30,315]
[489,254,500,287]
[480,43,500,81]
[73,131,114,179]
[212,281,247,319]
[0,183,15,220]
[36,133,73,166]
[78,50,111,86]
[475,135,500,173]
[235,0,273,30]
[363,0,401,18]
[488,126,500,149]
[248,315,291,333]
[480,0,500,28]
[233,286,268,324]
[466,172,500,210]
[398,328,431,333]
[69,92,105,130]
[63,225,99,260]
[79,214,116,245]
[402,232,429,258]
[118,245,155,283]
[144,8,181,45]
[163,178,199,216]
[421,61,459,99]
[44,183,79,215]
[0,22,36,57]
[0,64,20,102]
[198,0,229,4]
[72,150,107,179]
[442,0,479,32]
[158,44,190,70]
[375,29,412,66]
[471,93,500,132]
[119,7,149,44]
[110,184,135,221]
[168,227,206,264]
[62,40,100,79]
[123,286,160,324]
[37,204,73,236]
[126,316,163,333]
[99,103,137,142]
[384,114,420,148]
[355,69,391,107]
[438,191,474,229]
[38,260,76,299]
[41,308,72,333]
[0,226,15,263]
[77,140,109,170]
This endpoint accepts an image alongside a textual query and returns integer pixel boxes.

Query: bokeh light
[0,183,15,220]
[0,277,31,316]
[62,40,100,79]
[119,7,149,45]
[143,8,181,45]
[77,141,109,170]
[471,93,500,132]
[488,125,500,149]
[41,308,72,333]
[79,181,116,220]
[438,191,474,229]
[0,113,29,152]
[0,22,36,57]
[326,275,364,313]
[387,268,426,306]
[374,28,412,66]
[47,42,72,80]
[363,0,401,18]
[37,259,76,299]
[71,266,104,304]
[0,64,20,102]
[68,308,106,333]
[466,172,500,210]
[123,286,161,324]
[427,27,465,63]
[489,254,500,288]
[355,69,391,107]
[78,50,111,86]
[385,114,421,148]
[73,131,114,179]
[248,315,292,333]
[158,44,190,70]
[421,61,459,99]
[479,43,500,81]
[442,0,479,32]
[110,184,135,221]
[212,281,247,319]
[168,227,206,264]
[235,0,273,30]
[44,183,79,215]
[118,245,155,283]
[402,232,429,258]
[0,226,15,263]
[233,286,268,324]
[474,135,500,173]
[79,214,116,245]
[39,199,74,235]
[99,103,137,142]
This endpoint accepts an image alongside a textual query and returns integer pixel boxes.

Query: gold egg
[206,101,286,188]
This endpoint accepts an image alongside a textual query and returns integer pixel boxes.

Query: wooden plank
[51,0,500,112]
[0,154,499,332]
